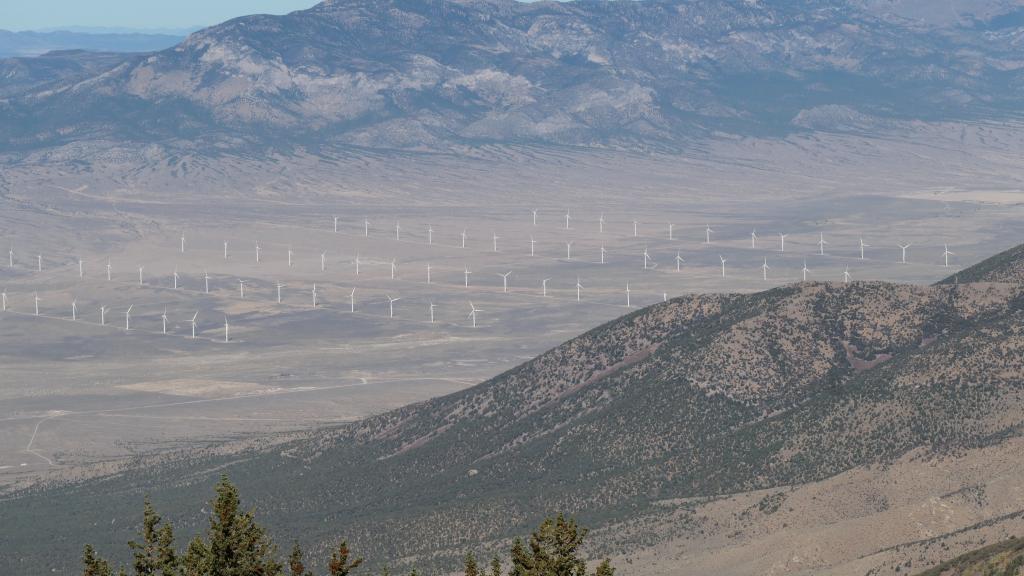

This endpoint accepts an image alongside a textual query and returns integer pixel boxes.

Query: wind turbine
[224,241,229,260]
[530,236,536,257]
[898,243,912,264]
[429,302,436,323]
[100,305,107,326]
[72,299,77,321]
[386,294,400,318]
[668,223,674,241]
[395,221,401,241]
[719,255,727,278]
[461,229,467,249]
[287,246,293,268]
[542,278,551,297]
[161,309,168,334]
[364,218,370,237]
[238,279,246,299]
[859,238,870,260]
[843,267,851,283]
[599,213,605,233]
[173,268,179,290]
[7,247,12,268]
[818,232,828,256]
[349,288,356,312]
[78,258,84,278]
[106,259,112,281]
[224,316,229,342]
[204,271,210,294]
[321,252,327,272]
[34,293,40,316]
[625,283,631,307]
[675,251,685,272]
[643,246,655,270]
[334,215,339,234]
[1,291,5,312]
[802,260,810,281]
[37,254,42,272]
[499,271,512,293]
[464,267,472,287]
[190,312,198,339]
[565,210,571,230]
[532,209,538,226]
[390,259,397,280]
[255,242,261,263]
[633,220,639,238]
[566,241,573,260]
[428,225,434,245]
[180,233,185,254]
[125,305,133,330]
[762,257,770,281]
[426,263,432,285]
[779,233,787,253]
[312,284,318,308]
[468,301,481,328]
[600,245,607,264]
[276,282,286,303]
[943,244,955,268]
[575,277,583,302]
[705,225,713,244]
[751,229,758,249]
[138,265,144,286]
[493,233,499,253]
[355,254,361,275]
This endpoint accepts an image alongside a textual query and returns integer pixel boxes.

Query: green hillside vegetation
[5,244,1024,574]
[912,536,1024,576]
[80,476,614,576]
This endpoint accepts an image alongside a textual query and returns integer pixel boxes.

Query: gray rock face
[2,0,1024,152]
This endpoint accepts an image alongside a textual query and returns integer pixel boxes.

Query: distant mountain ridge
[5,242,1024,575]
[3,0,1024,153]
[0,29,184,58]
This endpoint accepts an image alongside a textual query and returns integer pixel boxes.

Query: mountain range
[5,241,1024,575]
[0,29,185,59]
[3,0,1024,153]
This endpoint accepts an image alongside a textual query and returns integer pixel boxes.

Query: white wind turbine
[287,246,294,268]
[843,266,851,283]
[802,260,810,282]
[493,233,500,253]
[566,241,573,260]
[161,308,168,334]
[180,233,185,254]
[224,316,229,343]
[386,294,400,318]
[364,218,370,237]
[312,284,318,308]
[276,281,286,303]
[321,252,327,272]
[675,251,685,272]
[37,254,42,272]
[762,257,770,281]
[499,271,512,293]
[426,263,432,285]
[599,213,605,233]
[224,241,229,260]
[428,225,434,245]
[100,305,107,326]
[173,268,179,290]
[575,277,583,302]
[429,302,436,324]
[390,259,397,280]
[625,283,631,307]
[464,267,472,287]
[705,225,713,244]
[204,271,210,294]
[78,258,84,278]
[106,259,112,281]
[34,292,40,316]
[255,242,261,263]
[751,229,758,249]
[125,304,133,330]
[633,220,639,238]
[461,229,467,249]
[355,254,361,275]
[898,243,912,264]
[72,299,77,321]
[349,288,356,312]
[532,209,538,227]
[668,223,674,241]
[395,221,401,241]
[943,244,955,268]
[190,312,198,339]
[565,210,571,230]
[779,233,788,253]
[542,278,551,297]
[643,246,655,270]
[1,290,6,312]
[719,255,727,278]
[334,215,339,234]
[818,232,828,256]
[7,246,12,268]
[859,237,870,260]
[138,265,144,286]
[530,236,536,257]
[600,246,607,264]
[468,301,481,328]
[238,279,246,299]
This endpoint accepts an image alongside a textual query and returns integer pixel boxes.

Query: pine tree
[288,542,311,576]
[510,514,594,576]
[327,540,363,576]
[204,475,283,576]
[82,545,114,576]
[128,498,179,576]
[509,538,531,576]
[180,536,209,576]
[593,559,614,576]
[463,552,479,576]
[489,556,501,576]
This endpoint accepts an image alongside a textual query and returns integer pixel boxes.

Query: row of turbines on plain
[0,211,962,341]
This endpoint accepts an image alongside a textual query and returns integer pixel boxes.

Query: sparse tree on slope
[189,475,283,576]
[128,498,179,576]
[464,552,479,576]
[288,542,312,576]
[489,556,501,576]
[327,540,363,576]
[593,559,614,576]
[511,513,588,576]
[82,545,115,576]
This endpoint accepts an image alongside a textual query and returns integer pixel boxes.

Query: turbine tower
[719,255,727,278]
[387,294,400,318]
[633,220,638,238]
[802,260,810,282]
[390,259,397,280]
[779,233,788,253]
[542,278,551,297]
[173,268,179,290]
[493,233,500,253]
[224,241,229,260]
[138,265,144,286]
[321,252,327,272]
[499,271,512,293]
[461,230,467,249]
[426,263,432,285]
[1,291,6,312]
[276,282,286,304]
[180,233,185,254]
[288,246,293,268]
[943,244,955,268]
[530,236,536,257]
[599,213,605,233]
[355,254,361,275]
[428,225,433,245]
[125,305,133,330]
[238,279,246,299]
[429,302,436,324]
[395,221,401,241]
[668,223,674,240]
[532,209,538,227]
[78,258,84,279]
[190,312,198,339]
[843,266,852,283]
[818,233,828,256]
[100,306,107,326]
[751,229,758,249]
[37,254,42,272]
[859,238,870,260]
[705,225,713,244]
[255,242,261,263]
[312,284,318,308]
[72,299,77,321]
[565,210,571,230]
[464,267,472,287]
[224,316,229,342]
[334,215,339,234]
[364,218,370,237]
[34,293,40,316]
[204,271,210,294]
[625,283,631,308]
[566,241,573,260]
[675,251,684,272]
[600,246,607,264]
[468,301,481,328]
[899,243,912,264]
[575,277,583,302]
[161,309,168,334]
[106,259,112,281]
[762,257,770,281]
[349,288,356,313]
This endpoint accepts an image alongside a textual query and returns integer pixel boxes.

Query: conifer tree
[593,560,614,576]
[288,542,311,576]
[128,498,179,576]
[82,545,114,576]
[327,540,363,576]
[489,556,501,576]
[203,475,283,576]
[509,538,530,576]
[181,536,209,576]
[463,552,479,576]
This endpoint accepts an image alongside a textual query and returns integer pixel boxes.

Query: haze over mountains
[3,0,1024,153]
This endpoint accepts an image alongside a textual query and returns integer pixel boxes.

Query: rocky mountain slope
[5,243,1024,575]
[912,536,1024,576]
[3,0,1024,153]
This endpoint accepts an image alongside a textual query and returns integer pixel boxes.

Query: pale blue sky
[2,1,319,32]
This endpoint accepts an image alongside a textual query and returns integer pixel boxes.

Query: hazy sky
[2,1,318,32]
